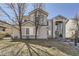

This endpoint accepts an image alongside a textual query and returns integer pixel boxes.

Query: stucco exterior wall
[37,26,48,39]
[66,19,76,38]
[11,26,48,39]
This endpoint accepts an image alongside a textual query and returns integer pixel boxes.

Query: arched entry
[55,21,63,39]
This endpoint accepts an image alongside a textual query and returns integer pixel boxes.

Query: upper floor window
[40,15,44,25]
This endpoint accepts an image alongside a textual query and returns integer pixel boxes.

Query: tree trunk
[35,27,37,40]
[35,26,38,39]
[74,38,77,46]
[74,31,78,46]
[19,23,22,39]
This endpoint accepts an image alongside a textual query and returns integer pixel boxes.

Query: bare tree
[34,10,40,39]
[74,13,79,46]
[0,3,27,39]
[33,3,45,39]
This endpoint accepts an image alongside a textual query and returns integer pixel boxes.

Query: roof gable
[22,20,34,26]
[54,15,67,20]
[29,8,48,16]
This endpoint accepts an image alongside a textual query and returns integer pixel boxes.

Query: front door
[26,28,29,39]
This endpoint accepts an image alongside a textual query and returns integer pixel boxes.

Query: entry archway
[55,21,63,39]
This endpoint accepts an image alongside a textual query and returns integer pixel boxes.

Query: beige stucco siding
[37,26,48,39]
[66,19,77,38]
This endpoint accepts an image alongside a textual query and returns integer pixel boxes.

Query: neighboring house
[48,15,68,39]
[66,19,77,39]
[48,17,78,39]
[0,26,6,37]
[0,20,13,38]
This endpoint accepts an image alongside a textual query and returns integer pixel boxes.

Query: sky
[46,3,79,19]
[25,3,79,19]
[0,3,79,23]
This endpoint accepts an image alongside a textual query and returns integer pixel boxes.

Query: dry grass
[0,39,79,56]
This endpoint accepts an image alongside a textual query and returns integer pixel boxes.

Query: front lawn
[0,39,79,56]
